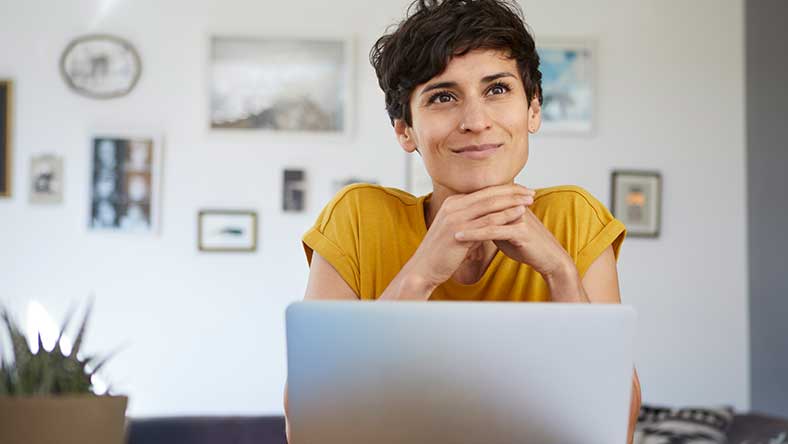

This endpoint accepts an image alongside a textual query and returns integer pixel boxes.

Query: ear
[394,119,418,153]
[527,96,542,134]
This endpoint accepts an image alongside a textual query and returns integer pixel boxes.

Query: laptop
[285,301,636,444]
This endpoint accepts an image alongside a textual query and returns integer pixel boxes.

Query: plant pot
[0,394,128,444]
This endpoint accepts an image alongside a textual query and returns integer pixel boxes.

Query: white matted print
[30,154,64,204]
[536,39,595,135]
[88,133,161,233]
[210,36,351,133]
[611,170,662,238]
[198,210,257,252]
[406,152,433,197]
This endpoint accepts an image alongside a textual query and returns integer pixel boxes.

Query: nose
[459,98,492,133]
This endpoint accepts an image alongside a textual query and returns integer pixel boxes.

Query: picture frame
[59,34,143,99]
[536,39,596,136]
[611,170,662,238]
[1,80,12,198]
[198,210,258,252]
[208,34,353,136]
[282,168,306,212]
[30,154,64,204]
[88,131,162,234]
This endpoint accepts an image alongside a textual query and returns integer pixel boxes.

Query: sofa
[127,413,788,444]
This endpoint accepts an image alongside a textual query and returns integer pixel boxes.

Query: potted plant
[0,301,127,444]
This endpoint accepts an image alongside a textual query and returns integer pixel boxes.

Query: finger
[455,184,535,209]
[458,193,534,221]
[465,204,526,230]
[454,224,520,242]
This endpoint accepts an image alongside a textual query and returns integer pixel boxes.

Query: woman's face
[395,49,541,194]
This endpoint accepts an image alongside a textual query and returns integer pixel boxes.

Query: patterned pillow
[634,404,735,444]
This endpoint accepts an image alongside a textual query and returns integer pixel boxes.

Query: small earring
[459,122,467,131]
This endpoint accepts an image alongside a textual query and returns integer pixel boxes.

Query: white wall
[0,0,748,415]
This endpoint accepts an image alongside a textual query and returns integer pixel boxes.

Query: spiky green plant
[0,300,116,396]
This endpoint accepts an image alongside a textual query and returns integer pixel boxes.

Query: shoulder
[531,184,612,226]
[314,183,419,230]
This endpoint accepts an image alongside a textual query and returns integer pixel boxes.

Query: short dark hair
[370,0,543,127]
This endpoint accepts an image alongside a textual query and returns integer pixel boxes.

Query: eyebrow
[419,72,517,96]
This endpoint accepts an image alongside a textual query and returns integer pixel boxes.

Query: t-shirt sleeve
[570,187,627,278]
[301,186,362,294]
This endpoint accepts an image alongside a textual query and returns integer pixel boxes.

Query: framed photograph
[536,39,595,135]
[59,34,142,99]
[282,169,306,212]
[1,80,12,198]
[611,170,662,238]
[209,35,352,134]
[88,133,162,233]
[405,152,433,197]
[30,154,64,204]
[198,210,257,252]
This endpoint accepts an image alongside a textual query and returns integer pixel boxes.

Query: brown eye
[428,91,455,104]
[487,82,511,96]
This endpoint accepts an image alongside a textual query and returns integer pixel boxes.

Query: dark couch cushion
[127,416,287,444]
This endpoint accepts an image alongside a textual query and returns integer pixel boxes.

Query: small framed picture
[198,210,258,252]
[88,132,162,233]
[536,39,595,135]
[611,170,662,238]
[282,169,306,212]
[1,80,12,198]
[30,154,64,204]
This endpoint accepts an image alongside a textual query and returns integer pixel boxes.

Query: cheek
[415,114,457,148]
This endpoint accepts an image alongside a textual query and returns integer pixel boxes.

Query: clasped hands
[407,184,575,294]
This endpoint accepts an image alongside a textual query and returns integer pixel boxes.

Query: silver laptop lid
[286,301,636,444]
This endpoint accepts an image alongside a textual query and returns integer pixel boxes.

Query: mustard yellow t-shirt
[302,184,626,301]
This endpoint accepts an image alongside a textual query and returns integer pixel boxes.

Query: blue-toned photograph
[537,42,594,134]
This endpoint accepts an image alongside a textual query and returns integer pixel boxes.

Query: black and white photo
[30,154,64,204]
[283,169,306,212]
[89,134,160,233]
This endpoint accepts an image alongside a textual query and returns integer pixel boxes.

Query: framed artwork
[611,170,662,238]
[283,169,306,212]
[405,152,433,197]
[1,80,12,198]
[209,35,352,134]
[30,154,64,204]
[60,34,142,99]
[536,39,595,135]
[88,133,161,233]
[198,210,257,252]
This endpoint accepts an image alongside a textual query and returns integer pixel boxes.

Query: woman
[287,0,641,441]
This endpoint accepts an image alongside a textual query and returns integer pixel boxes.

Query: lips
[452,143,502,159]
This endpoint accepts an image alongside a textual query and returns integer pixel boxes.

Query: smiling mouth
[451,143,503,159]
[451,143,503,153]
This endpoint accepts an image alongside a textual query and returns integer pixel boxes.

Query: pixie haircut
[370,0,543,127]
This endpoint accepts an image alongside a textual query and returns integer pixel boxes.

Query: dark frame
[198,210,258,253]
[0,80,11,198]
[611,170,662,238]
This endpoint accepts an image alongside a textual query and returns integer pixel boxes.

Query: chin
[447,174,514,193]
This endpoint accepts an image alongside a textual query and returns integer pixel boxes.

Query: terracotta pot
[0,394,128,444]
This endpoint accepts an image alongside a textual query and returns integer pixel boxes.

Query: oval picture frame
[59,34,142,99]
